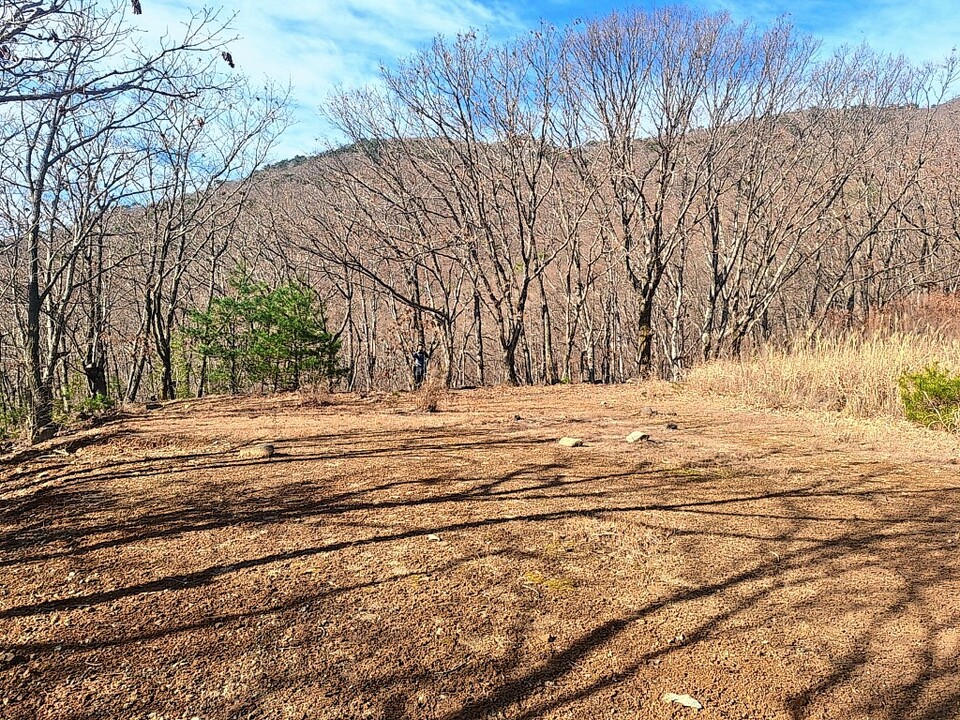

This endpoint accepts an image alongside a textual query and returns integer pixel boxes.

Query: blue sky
[134,1,960,160]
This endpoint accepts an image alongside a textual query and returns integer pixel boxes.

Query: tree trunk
[25,314,55,441]
[157,339,176,400]
[538,275,558,384]
[474,293,485,386]
[503,327,521,386]
[26,220,54,440]
[637,297,654,379]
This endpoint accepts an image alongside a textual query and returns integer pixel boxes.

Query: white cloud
[132,0,524,159]
[130,1,960,159]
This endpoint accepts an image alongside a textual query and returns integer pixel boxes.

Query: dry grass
[297,382,337,408]
[686,330,960,420]
[414,376,448,413]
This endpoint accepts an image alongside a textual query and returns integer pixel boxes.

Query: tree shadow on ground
[1,414,958,720]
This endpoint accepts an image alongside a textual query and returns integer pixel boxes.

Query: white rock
[238,443,275,459]
[662,692,702,710]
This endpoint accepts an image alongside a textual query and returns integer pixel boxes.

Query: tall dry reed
[686,331,960,419]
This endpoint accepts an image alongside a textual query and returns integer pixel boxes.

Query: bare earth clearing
[2,384,960,720]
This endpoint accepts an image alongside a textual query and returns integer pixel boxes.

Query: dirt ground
[2,383,960,720]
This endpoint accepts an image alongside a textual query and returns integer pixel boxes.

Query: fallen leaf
[662,692,702,710]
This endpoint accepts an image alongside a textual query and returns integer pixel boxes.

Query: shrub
[0,406,26,439]
[53,378,115,425]
[898,363,960,431]
[415,377,445,413]
[74,393,115,417]
[299,382,335,407]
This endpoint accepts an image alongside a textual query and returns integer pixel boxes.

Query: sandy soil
[1,383,959,720]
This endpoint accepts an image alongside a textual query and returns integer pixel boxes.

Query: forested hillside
[3,2,960,440]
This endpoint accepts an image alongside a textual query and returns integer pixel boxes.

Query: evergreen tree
[185,272,342,394]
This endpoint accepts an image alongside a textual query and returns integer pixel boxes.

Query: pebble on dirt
[626,431,650,443]
[662,692,703,710]
[558,437,584,447]
[238,443,275,459]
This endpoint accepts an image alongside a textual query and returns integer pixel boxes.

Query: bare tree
[0,0,255,439]
[5,4,954,420]
[568,8,755,376]
[123,72,287,401]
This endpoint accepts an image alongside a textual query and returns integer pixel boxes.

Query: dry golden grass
[686,330,960,420]
[415,376,448,413]
[297,382,336,407]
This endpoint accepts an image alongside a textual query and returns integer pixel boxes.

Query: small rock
[427,533,442,541]
[626,431,650,443]
[238,443,275,460]
[557,437,583,447]
[641,406,657,417]
[513,414,522,421]
[662,692,702,710]
[665,422,678,430]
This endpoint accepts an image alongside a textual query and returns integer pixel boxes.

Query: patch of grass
[521,571,575,592]
[687,330,960,420]
[543,539,579,557]
[898,363,960,431]
[299,383,337,408]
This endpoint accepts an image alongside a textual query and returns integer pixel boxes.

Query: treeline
[3,3,960,441]
[252,8,960,390]
[0,0,287,439]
